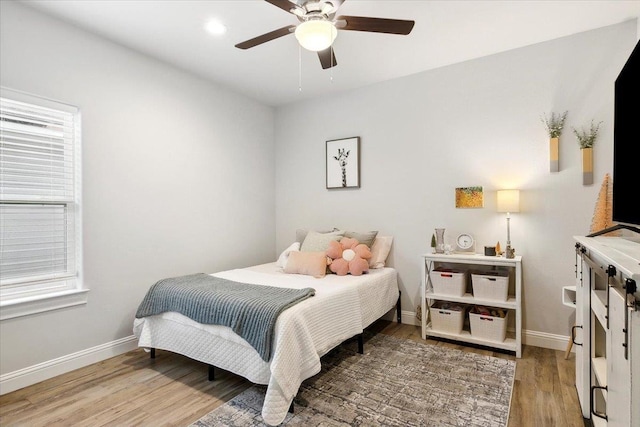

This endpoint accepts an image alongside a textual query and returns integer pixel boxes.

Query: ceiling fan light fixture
[294,20,337,51]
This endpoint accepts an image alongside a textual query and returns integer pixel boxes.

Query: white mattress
[133,262,398,426]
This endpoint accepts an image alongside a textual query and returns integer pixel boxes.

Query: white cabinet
[421,253,522,358]
[574,236,640,426]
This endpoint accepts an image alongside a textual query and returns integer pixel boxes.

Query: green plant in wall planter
[541,110,568,172]
[573,120,602,185]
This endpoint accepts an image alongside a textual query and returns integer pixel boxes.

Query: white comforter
[133,263,398,426]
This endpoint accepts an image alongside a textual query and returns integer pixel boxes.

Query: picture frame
[455,186,484,208]
[326,137,360,189]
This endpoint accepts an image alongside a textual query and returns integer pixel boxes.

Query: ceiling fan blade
[336,15,415,35]
[318,47,337,69]
[235,25,296,50]
[264,0,298,14]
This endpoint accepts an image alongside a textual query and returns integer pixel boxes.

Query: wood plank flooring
[0,321,585,426]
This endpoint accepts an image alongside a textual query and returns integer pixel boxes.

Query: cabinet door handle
[571,325,583,346]
[606,265,616,330]
[623,278,637,360]
[590,385,608,421]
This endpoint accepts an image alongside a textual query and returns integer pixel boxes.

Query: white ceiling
[21,0,640,107]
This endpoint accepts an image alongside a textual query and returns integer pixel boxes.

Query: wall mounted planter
[550,137,559,172]
[582,147,593,185]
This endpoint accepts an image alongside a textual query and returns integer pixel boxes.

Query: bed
[133,261,399,426]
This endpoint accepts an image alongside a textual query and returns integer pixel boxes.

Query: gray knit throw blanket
[135,273,315,361]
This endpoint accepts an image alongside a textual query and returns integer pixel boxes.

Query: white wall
[275,20,638,342]
[1,0,637,392]
[0,2,275,377]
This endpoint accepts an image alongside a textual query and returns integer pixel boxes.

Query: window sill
[0,289,89,321]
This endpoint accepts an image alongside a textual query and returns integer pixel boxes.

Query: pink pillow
[326,237,372,276]
[284,251,329,278]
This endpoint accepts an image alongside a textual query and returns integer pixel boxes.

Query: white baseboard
[398,310,571,352]
[523,329,572,352]
[401,310,420,326]
[0,335,138,395]
[380,308,419,325]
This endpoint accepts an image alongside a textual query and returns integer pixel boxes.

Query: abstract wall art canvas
[455,186,484,208]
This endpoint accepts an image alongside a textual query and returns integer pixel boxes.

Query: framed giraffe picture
[326,137,360,189]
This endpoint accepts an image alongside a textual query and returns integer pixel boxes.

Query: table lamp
[497,189,520,259]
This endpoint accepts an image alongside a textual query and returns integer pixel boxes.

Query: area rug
[191,333,515,426]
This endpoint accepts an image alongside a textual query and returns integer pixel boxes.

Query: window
[0,88,85,319]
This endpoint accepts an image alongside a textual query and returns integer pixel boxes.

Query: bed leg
[288,401,294,414]
[208,365,215,381]
[357,333,364,354]
[396,290,402,323]
[150,348,156,359]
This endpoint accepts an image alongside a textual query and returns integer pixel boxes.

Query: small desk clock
[455,233,476,253]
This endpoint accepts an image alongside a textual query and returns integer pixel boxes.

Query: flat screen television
[611,39,640,232]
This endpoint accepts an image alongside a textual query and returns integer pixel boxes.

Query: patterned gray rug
[191,333,515,426]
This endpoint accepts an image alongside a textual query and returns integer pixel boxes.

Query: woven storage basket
[430,303,466,334]
[471,271,509,301]
[469,309,508,342]
[429,268,466,297]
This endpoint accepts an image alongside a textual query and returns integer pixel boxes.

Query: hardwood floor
[0,321,584,426]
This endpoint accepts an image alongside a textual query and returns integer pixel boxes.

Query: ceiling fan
[235,0,415,69]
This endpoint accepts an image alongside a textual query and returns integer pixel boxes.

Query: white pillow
[276,242,300,268]
[369,236,393,268]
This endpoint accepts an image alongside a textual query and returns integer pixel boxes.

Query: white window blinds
[0,89,81,297]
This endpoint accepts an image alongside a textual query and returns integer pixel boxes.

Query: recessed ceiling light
[205,20,227,36]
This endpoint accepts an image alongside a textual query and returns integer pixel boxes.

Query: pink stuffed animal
[326,237,372,276]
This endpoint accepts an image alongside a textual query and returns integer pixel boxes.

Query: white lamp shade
[295,20,337,51]
[497,189,520,213]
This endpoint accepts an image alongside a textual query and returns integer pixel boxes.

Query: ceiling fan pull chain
[298,44,303,92]
[330,45,334,83]
[329,24,334,82]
